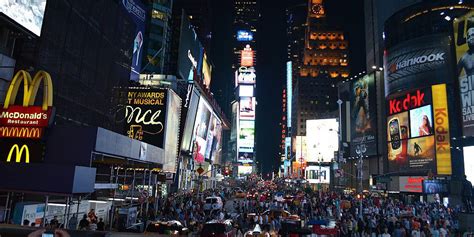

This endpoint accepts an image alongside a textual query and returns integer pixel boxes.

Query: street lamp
[355,143,367,219]
[317,152,323,198]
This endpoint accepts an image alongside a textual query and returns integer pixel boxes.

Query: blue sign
[237,30,253,41]
[121,0,146,81]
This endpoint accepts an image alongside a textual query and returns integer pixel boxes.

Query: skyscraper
[292,0,349,137]
[232,0,259,176]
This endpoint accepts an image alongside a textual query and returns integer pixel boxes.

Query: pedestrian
[78,214,89,230]
[97,218,105,231]
[68,214,78,230]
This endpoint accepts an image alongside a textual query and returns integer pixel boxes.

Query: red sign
[388,90,426,115]
[0,106,53,127]
[241,49,254,67]
[0,126,43,139]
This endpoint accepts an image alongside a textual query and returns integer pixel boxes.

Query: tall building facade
[231,0,259,176]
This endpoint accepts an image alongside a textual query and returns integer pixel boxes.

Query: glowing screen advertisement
[120,0,146,81]
[306,119,338,163]
[239,97,255,120]
[463,146,474,184]
[239,85,254,97]
[236,67,256,85]
[240,45,254,67]
[386,85,451,175]
[239,120,255,153]
[178,12,204,82]
[305,166,330,184]
[192,97,212,163]
[0,0,47,36]
[237,30,254,41]
[454,11,474,137]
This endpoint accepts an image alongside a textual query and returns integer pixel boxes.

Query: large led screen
[0,0,47,36]
[454,11,474,137]
[237,30,253,41]
[238,120,255,152]
[386,85,451,174]
[204,116,222,162]
[180,87,200,153]
[305,166,330,184]
[240,97,255,120]
[306,119,338,163]
[295,136,307,163]
[163,90,181,173]
[464,146,474,184]
[239,85,254,97]
[177,11,204,81]
[238,152,253,163]
[192,97,212,163]
[236,67,256,85]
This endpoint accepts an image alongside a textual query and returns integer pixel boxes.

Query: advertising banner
[383,34,452,97]
[423,180,449,194]
[454,11,474,137]
[237,30,253,41]
[305,166,330,184]
[192,97,212,163]
[238,152,253,163]
[123,88,168,148]
[240,46,254,67]
[120,0,146,82]
[0,0,46,36]
[239,97,256,120]
[239,85,254,97]
[177,11,204,81]
[350,74,377,156]
[432,84,451,175]
[236,67,256,85]
[464,146,474,184]
[202,53,212,88]
[238,120,255,152]
[387,88,434,173]
[399,176,426,193]
[204,116,222,162]
[180,85,200,153]
[163,90,181,173]
[306,119,338,163]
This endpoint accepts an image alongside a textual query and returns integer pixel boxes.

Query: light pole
[318,153,323,198]
[355,143,367,219]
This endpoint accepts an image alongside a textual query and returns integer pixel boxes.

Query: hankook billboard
[383,34,452,97]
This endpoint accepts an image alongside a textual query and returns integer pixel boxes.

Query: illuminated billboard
[399,176,425,193]
[123,88,167,148]
[202,53,212,88]
[180,86,200,153]
[238,165,253,175]
[295,136,307,163]
[163,90,181,172]
[306,119,338,163]
[287,62,292,128]
[178,11,204,81]
[0,0,46,36]
[192,97,212,163]
[350,74,377,156]
[386,85,451,175]
[236,67,256,85]
[240,45,254,67]
[238,120,255,152]
[239,97,255,120]
[239,85,254,97]
[120,0,146,81]
[237,30,254,41]
[305,166,330,184]
[204,116,222,162]
[454,11,474,137]
[383,35,452,97]
[238,152,253,163]
[463,146,474,184]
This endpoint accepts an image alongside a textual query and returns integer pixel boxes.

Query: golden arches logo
[3,70,53,111]
[6,144,30,163]
[0,127,42,139]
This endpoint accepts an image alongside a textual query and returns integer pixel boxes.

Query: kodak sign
[388,89,427,115]
[0,70,54,164]
[432,84,452,175]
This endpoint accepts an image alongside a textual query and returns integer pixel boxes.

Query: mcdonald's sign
[0,140,45,163]
[0,70,54,139]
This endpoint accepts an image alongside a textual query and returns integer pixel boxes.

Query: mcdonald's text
[0,105,52,127]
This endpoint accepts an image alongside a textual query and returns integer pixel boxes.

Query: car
[200,220,237,237]
[145,220,190,235]
[235,190,246,199]
[203,196,223,212]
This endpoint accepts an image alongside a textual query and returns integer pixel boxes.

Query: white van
[203,196,223,212]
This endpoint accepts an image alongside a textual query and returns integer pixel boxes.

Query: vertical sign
[432,84,452,175]
[454,11,474,137]
[121,0,146,81]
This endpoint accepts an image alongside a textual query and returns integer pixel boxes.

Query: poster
[350,74,377,156]
[409,105,433,138]
[454,11,474,137]
[122,88,168,148]
[192,97,212,163]
[240,97,255,120]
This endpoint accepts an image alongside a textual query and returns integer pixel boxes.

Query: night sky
[211,0,366,176]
